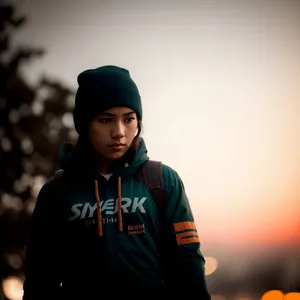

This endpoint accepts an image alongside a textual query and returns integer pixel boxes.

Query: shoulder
[36,170,67,200]
[143,160,182,185]
[161,163,186,197]
[161,163,181,182]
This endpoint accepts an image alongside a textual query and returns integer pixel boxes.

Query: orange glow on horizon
[197,216,300,250]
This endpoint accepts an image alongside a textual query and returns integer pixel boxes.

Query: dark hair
[130,118,143,152]
[121,118,143,164]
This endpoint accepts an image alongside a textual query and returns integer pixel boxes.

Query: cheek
[89,127,107,148]
[126,123,139,139]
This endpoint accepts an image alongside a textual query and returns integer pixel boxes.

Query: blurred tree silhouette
[0,1,75,282]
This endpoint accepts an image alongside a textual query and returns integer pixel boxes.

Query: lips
[108,143,125,151]
[109,143,125,147]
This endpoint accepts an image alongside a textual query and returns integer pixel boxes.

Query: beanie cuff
[74,87,142,134]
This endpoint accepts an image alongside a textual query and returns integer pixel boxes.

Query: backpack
[53,159,167,213]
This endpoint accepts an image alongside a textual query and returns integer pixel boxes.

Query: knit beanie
[73,65,142,134]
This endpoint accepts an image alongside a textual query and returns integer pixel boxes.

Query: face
[88,106,139,162]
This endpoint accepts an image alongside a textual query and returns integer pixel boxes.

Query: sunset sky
[11,0,300,256]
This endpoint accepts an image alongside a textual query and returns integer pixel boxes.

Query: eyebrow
[98,111,136,117]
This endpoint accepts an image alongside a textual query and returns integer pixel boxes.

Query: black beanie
[73,65,142,134]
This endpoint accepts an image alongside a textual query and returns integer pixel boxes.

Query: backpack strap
[137,160,167,212]
[138,160,170,281]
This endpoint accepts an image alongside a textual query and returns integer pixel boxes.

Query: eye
[124,117,135,123]
[97,118,111,124]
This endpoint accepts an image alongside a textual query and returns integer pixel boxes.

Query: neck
[95,157,113,174]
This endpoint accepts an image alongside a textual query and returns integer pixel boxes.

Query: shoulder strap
[138,160,167,211]
[138,160,169,279]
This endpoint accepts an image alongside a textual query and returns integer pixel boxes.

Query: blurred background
[0,0,299,299]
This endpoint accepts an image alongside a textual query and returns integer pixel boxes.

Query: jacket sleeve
[23,179,64,300]
[161,164,211,298]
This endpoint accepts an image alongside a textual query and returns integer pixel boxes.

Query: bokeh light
[261,290,300,300]
[205,256,218,276]
[2,277,24,300]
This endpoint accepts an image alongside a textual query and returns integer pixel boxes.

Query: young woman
[22,65,211,299]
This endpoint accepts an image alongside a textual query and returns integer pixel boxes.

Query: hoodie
[22,138,211,299]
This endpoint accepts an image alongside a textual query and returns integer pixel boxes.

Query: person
[22,65,211,299]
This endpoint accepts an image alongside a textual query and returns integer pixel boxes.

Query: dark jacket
[23,138,211,299]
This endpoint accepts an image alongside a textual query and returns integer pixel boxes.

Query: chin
[107,152,126,160]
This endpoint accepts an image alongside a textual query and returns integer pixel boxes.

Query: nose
[111,121,125,139]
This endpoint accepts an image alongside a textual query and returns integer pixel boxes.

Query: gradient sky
[10,0,300,254]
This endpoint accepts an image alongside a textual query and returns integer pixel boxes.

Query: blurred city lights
[205,256,218,275]
[2,277,23,300]
[284,293,300,300]
[261,290,300,300]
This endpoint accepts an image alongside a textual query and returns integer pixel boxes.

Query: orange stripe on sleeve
[174,221,196,232]
[176,231,200,246]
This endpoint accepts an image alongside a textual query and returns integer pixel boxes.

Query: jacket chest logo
[68,197,147,221]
